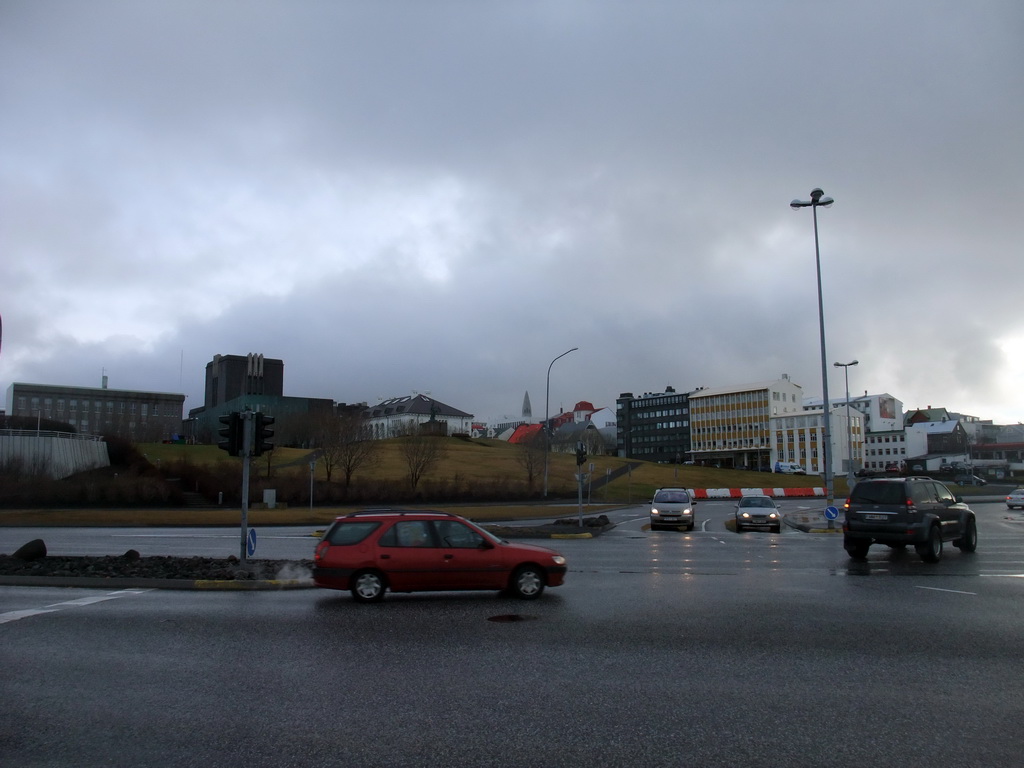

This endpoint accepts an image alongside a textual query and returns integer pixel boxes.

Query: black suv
[843,477,977,562]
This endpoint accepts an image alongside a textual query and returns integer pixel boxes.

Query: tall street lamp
[791,188,836,512]
[834,360,859,489]
[543,347,578,498]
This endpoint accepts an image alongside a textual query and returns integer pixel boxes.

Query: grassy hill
[141,436,843,503]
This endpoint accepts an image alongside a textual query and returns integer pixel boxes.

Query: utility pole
[239,409,253,562]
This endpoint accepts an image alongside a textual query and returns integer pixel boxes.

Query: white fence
[0,430,110,480]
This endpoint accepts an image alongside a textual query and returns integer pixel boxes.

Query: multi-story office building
[5,381,186,442]
[862,430,909,472]
[615,387,691,462]
[773,402,860,476]
[186,353,333,445]
[804,392,902,434]
[689,377,805,470]
[203,353,283,408]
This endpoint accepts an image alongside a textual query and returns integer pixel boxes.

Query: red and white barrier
[692,487,827,499]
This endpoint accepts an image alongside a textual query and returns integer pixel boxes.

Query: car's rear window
[850,482,906,505]
[324,521,380,545]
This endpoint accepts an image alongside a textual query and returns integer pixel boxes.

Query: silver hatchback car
[650,488,696,531]
[735,495,782,533]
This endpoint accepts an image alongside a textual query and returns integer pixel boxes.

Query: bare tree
[515,431,547,492]
[394,421,447,491]
[317,411,379,486]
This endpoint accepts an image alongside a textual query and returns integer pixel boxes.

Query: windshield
[654,491,690,503]
[739,497,774,507]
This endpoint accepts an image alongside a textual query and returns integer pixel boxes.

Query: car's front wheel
[954,517,978,552]
[915,525,943,563]
[350,570,387,603]
[510,565,545,599]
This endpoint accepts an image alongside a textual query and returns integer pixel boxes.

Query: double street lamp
[543,347,578,498]
[834,360,859,488]
[791,188,836,510]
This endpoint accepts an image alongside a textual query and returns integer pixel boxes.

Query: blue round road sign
[824,506,840,520]
[246,527,257,557]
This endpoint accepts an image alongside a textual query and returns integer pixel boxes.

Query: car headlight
[740,512,751,519]
[682,507,692,515]
[651,508,660,515]
[552,556,566,566]
[768,512,778,519]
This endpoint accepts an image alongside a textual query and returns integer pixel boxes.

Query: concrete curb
[783,515,843,534]
[484,523,615,539]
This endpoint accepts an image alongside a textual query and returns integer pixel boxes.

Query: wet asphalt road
[3,500,1024,767]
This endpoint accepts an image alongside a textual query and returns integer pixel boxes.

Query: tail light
[314,541,329,563]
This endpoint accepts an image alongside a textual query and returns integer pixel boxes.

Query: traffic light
[576,442,587,466]
[218,412,242,456]
[253,412,275,457]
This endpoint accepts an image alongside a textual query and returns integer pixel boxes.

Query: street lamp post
[834,360,859,490]
[543,347,578,498]
[791,188,836,515]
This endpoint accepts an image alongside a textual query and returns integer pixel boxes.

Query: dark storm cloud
[2,1,1022,423]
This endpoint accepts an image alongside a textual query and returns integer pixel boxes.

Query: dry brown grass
[1,436,854,527]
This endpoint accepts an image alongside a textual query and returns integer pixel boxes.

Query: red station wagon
[313,510,568,602]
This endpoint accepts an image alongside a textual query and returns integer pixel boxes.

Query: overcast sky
[2,1,1022,426]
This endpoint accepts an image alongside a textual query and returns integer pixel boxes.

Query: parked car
[774,462,806,475]
[312,510,567,602]
[650,487,697,531]
[955,474,987,486]
[842,477,977,563]
[855,468,884,478]
[1006,489,1024,509]
[735,495,782,533]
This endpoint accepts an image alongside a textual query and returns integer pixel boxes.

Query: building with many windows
[616,387,691,462]
[5,381,185,442]
[364,394,474,439]
[689,377,805,470]
[186,353,332,445]
[773,402,860,476]
[202,353,284,409]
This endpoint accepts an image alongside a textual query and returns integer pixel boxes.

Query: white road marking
[0,589,150,625]
[914,586,977,595]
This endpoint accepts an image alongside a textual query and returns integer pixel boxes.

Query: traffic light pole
[240,410,253,562]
